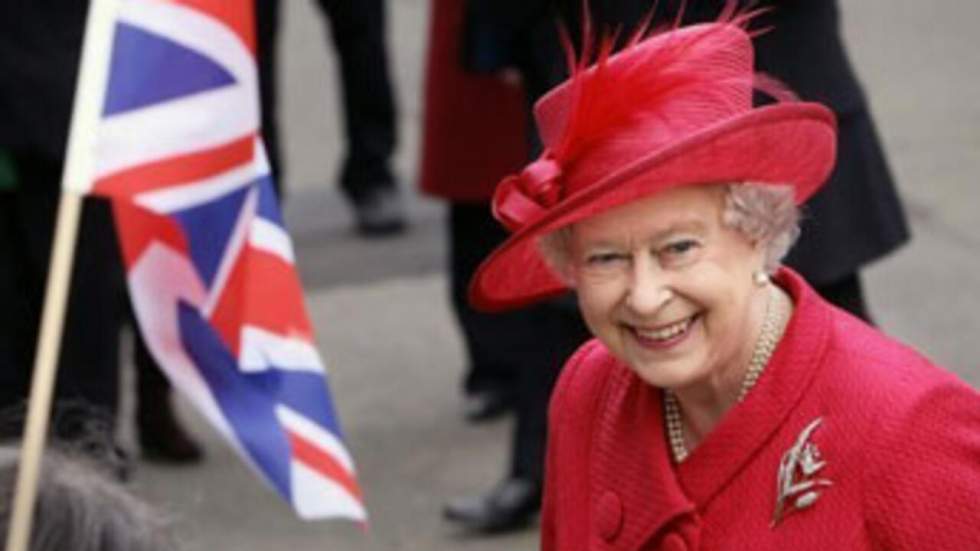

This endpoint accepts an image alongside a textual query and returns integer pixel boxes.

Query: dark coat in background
[0,0,89,165]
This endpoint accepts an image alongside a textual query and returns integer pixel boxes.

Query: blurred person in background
[133,334,203,464]
[422,0,592,533]
[468,10,980,550]
[255,0,406,236]
[419,0,528,423]
[0,0,126,453]
[0,0,201,468]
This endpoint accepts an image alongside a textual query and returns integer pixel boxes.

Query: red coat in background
[543,268,980,550]
[418,0,528,203]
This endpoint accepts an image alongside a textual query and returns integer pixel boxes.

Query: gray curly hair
[538,182,800,281]
[0,446,179,551]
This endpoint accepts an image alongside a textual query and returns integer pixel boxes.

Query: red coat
[542,269,980,550]
[417,0,529,202]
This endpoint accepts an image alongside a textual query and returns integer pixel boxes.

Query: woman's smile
[627,313,699,350]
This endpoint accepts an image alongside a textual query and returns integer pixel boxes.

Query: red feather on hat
[549,1,794,173]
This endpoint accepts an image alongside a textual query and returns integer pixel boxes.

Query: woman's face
[570,185,766,391]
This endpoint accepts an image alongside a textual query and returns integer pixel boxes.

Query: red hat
[469,16,837,312]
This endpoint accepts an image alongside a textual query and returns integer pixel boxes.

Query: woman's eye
[586,252,625,266]
[665,240,696,254]
[660,239,700,261]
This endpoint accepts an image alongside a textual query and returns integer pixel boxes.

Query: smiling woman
[540,183,799,448]
[466,7,980,551]
[569,186,777,420]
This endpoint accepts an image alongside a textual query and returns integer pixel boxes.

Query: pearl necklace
[663,283,789,464]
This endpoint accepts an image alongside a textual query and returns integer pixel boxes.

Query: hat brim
[469,102,837,312]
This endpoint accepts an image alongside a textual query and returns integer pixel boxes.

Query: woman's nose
[625,259,673,314]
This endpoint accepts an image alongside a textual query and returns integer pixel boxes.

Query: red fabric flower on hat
[492,153,563,231]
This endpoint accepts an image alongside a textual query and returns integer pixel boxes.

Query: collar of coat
[590,267,833,550]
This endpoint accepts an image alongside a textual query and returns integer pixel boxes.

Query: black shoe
[352,187,406,237]
[443,477,541,533]
[138,402,204,465]
[463,388,516,423]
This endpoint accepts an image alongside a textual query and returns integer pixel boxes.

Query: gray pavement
[123,1,980,550]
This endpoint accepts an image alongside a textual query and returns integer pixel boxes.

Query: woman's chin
[623,318,708,389]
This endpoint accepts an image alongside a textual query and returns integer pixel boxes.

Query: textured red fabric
[416,0,529,202]
[541,268,980,550]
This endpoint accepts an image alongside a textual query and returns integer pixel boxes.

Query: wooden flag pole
[3,1,118,550]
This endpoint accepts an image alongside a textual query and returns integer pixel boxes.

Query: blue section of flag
[104,23,236,116]
[243,370,343,438]
[177,301,293,499]
[172,186,250,288]
[256,176,284,226]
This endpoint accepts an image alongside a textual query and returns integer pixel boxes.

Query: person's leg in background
[449,203,519,421]
[443,292,591,532]
[317,0,405,236]
[255,0,284,196]
[0,152,127,476]
[133,328,203,464]
[0,186,32,414]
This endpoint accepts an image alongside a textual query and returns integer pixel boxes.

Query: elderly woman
[468,12,980,551]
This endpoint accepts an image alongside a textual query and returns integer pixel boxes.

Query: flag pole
[4,1,118,550]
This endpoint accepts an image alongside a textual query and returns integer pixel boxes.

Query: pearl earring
[753,270,769,287]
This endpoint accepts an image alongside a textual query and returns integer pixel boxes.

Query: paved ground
[123,2,980,550]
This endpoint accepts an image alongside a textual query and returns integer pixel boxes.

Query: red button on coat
[595,491,623,541]
[661,532,687,551]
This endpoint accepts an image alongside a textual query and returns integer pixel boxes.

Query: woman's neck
[671,283,792,450]
[672,369,744,447]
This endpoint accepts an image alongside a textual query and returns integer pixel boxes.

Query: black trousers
[0,154,124,437]
[449,204,519,396]
[449,203,591,483]
[255,0,397,201]
[131,309,174,421]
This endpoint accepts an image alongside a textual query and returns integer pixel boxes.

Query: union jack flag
[67,0,365,521]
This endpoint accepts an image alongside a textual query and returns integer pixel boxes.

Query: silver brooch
[771,417,833,527]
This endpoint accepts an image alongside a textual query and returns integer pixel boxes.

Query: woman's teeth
[636,317,692,341]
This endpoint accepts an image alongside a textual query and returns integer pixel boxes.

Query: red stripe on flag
[92,134,255,198]
[209,246,314,356]
[287,431,363,502]
[112,201,189,270]
[170,0,256,54]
